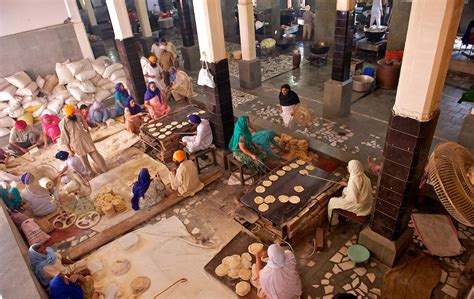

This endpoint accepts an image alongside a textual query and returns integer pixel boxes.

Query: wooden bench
[226,153,259,185]
[184,144,217,174]
[328,209,369,242]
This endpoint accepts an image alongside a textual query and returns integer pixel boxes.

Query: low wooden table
[240,160,342,240]
[139,105,210,162]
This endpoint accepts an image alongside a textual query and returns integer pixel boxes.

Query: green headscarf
[229,116,252,150]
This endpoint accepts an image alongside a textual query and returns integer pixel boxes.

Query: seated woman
[131,168,165,211]
[252,244,302,299]
[167,67,193,103]
[49,273,97,299]
[41,114,61,146]
[87,100,111,127]
[20,172,57,217]
[228,116,266,173]
[252,130,283,159]
[1,182,22,210]
[28,243,88,287]
[327,160,373,225]
[114,83,129,116]
[144,81,170,119]
[124,96,145,134]
[0,148,20,183]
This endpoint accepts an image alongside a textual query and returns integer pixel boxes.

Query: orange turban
[173,150,186,163]
[149,55,157,63]
[63,105,76,116]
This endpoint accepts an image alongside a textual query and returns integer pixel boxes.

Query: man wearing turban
[59,105,107,176]
[168,150,203,197]
[181,115,213,153]
[55,151,89,183]
[9,120,42,155]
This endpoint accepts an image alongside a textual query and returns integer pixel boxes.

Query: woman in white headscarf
[327,160,373,225]
[253,244,302,299]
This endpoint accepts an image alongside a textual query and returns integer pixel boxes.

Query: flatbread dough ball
[294,186,304,193]
[228,268,240,279]
[276,170,286,176]
[255,186,265,194]
[278,195,289,203]
[289,196,301,204]
[269,175,279,182]
[264,195,275,204]
[296,159,306,165]
[290,163,299,169]
[305,165,315,171]
[222,256,233,265]
[299,169,309,176]
[241,252,252,262]
[239,268,252,281]
[258,203,269,212]
[248,243,264,255]
[254,196,264,204]
[130,276,151,294]
[262,180,272,187]
[282,166,292,171]
[215,263,229,277]
[235,281,251,296]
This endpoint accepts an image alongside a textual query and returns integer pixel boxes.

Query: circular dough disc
[236,281,251,296]
[215,263,229,277]
[181,121,188,126]
[199,110,206,114]
[254,196,264,204]
[305,165,315,171]
[165,131,172,135]
[239,268,252,281]
[248,243,264,255]
[282,166,292,171]
[290,163,299,169]
[149,127,156,132]
[255,186,265,194]
[165,125,172,129]
[155,122,163,127]
[299,169,309,176]
[228,268,240,279]
[159,134,166,139]
[289,196,301,204]
[160,128,167,132]
[258,203,269,212]
[264,195,275,204]
[171,121,178,125]
[262,180,272,187]
[296,159,306,165]
[278,195,289,203]
[294,186,304,193]
[269,175,279,182]
[241,252,252,262]
[130,276,151,294]
[152,132,160,137]
[222,256,233,265]
[276,170,286,176]
[176,124,183,128]
[148,123,156,128]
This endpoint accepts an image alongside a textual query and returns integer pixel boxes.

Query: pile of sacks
[0,56,129,137]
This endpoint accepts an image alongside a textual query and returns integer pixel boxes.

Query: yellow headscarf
[148,55,157,63]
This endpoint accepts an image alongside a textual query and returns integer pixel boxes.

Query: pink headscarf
[259,244,302,299]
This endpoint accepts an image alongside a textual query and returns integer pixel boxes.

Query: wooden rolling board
[240,160,338,227]
[204,231,263,298]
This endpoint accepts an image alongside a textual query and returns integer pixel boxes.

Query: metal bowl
[352,75,374,92]
[310,45,330,55]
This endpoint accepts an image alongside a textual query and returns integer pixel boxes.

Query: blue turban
[21,172,33,185]
[188,114,201,124]
[55,151,69,161]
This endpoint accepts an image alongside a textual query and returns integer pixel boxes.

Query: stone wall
[0,23,83,78]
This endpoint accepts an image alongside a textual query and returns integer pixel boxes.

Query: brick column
[106,0,146,103]
[177,0,200,71]
[194,0,234,148]
[359,0,465,267]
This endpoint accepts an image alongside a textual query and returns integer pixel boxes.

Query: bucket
[376,59,401,90]
[363,67,375,77]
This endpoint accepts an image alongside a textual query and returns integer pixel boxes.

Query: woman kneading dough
[327,160,373,225]
[252,244,302,299]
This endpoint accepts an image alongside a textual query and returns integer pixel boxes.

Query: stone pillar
[238,0,261,90]
[314,0,336,44]
[177,0,200,71]
[193,0,234,148]
[84,0,97,26]
[271,0,280,39]
[386,0,412,51]
[359,0,465,267]
[65,0,95,60]
[322,0,354,118]
[106,0,147,103]
[135,0,152,38]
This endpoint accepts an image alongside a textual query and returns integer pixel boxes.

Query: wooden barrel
[376,59,401,90]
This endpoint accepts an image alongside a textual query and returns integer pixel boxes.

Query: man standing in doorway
[303,6,314,41]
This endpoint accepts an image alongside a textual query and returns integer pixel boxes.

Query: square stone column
[238,0,261,89]
[176,0,200,71]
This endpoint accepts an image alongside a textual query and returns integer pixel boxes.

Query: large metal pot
[352,75,374,92]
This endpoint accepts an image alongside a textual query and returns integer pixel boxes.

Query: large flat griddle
[240,160,338,227]
[204,231,263,297]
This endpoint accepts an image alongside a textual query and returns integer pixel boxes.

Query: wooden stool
[328,209,369,242]
[226,153,259,185]
[184,144,217,174]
